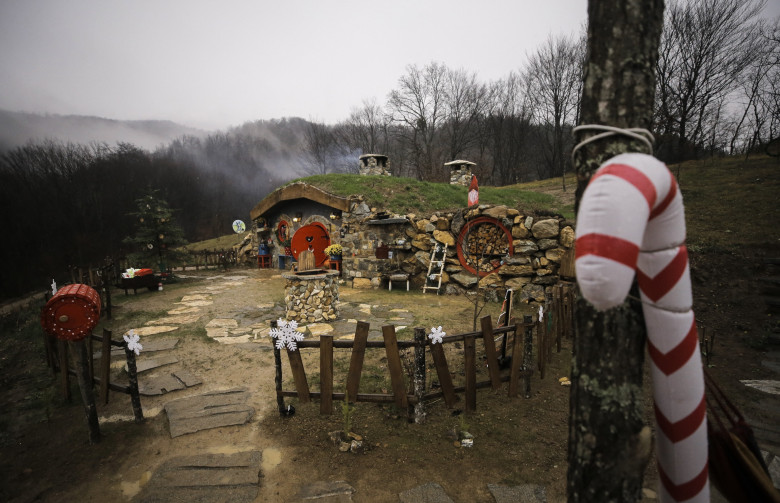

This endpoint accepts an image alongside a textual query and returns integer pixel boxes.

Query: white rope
[571,125,655,163]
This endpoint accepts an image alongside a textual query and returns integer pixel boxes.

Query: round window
[456,217,513,276]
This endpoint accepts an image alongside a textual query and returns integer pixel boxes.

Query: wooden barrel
[40,284,101,341]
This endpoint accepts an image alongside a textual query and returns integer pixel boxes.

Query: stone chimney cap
[444,159,476,166]
[360,154,388,160]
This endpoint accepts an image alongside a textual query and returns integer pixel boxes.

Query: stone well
[281,270,340,323]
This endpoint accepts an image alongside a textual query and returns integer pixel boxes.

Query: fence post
[480,316,502,389]
[271,321,292,416]
[320,335,333,415]
[102,266,112,320]
[382,325,408,410]
[58,339,71,401]
[72,339,101,444]
[346,322,370,402]
[537,314,545,380]
[464,334,477,411]
[124,341,144,423]
[100,329,112,404]
[429,338,456,408]
[286,346,311,403]
[523,315,533,399]
[509,326,523,398]
[412,328,427,424]
[555,284,563,352]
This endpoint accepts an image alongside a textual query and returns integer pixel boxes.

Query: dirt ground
[0,249,778,502]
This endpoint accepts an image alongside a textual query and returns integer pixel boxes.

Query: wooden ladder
[422,243,447,294]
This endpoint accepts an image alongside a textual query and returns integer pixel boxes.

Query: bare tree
[301,120,350,175]
[654,0,766,160]
[387,62,449,180]
[335,98,389,158]
[524,34,584,190]
[441,67,491,162]
[484,72,534,185]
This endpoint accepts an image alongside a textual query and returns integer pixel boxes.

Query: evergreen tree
[123,191,188,271]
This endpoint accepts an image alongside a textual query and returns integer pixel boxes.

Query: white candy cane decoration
[575,153,708,502]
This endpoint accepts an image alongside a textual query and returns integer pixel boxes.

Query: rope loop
[572,124,655,164]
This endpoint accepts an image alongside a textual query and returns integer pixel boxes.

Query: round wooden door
[291,223,331,265]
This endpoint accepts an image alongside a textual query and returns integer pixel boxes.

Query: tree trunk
[568,1,664,502]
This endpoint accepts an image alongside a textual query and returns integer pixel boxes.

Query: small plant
[457,412,470,434]
[324,244,343,256]
[341,391,354,436]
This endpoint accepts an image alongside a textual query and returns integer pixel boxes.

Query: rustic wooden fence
[274,315,535,422]
[274,282,577,422]
[43,329,143,423]
[172,249,237,271]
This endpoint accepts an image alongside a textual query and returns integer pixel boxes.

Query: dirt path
[4,268,566,502]
[3,264,778,502]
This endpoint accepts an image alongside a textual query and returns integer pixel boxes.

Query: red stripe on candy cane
[591,163,657,210]
[650,171,678,220]
[659,462,709,502]
[575,233,639,269]
[654,395,706,442]
[637,246,689,302]
[648,318,698,375]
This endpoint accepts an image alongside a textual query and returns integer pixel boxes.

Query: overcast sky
[0,0,592,130]
[1,1,778,131]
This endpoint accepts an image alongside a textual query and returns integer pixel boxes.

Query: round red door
[291,223,331,265]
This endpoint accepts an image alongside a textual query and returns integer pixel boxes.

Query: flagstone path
[116,270,570,502]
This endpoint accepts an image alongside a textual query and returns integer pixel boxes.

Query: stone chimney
[445,160,476,186]
[359,154,391,176]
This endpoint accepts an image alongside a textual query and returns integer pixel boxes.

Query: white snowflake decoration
[123,330,143,355]
[270,318,305,351]
[50,279,57,296]
[429,274,437,281]
[428,326,446,345]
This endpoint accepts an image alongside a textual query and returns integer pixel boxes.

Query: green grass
[288,174,568,217]
[674,155,780,251]
[206,154,778,254]
[181,233,245,253]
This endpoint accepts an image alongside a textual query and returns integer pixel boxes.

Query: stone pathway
[163,388,255,438]
[122,271,559,502]
[118,275,254,397]
[134,450,262,503]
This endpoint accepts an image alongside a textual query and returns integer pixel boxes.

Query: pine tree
[123,191,188,271]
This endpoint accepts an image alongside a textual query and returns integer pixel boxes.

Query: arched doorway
[291,222,331,266]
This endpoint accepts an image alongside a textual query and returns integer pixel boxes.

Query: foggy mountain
[0,109,207,151]
[0,110,325,299]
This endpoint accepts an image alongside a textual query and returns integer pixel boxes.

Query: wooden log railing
[273,315,538,422]
[43,328,143,423]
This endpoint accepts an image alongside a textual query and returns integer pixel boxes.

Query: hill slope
[0,109,207,151]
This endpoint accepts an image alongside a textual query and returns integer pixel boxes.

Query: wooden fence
[274,281,577,422]
[171,249,237,271]
[43,329,143,423]
[274,315,535,422]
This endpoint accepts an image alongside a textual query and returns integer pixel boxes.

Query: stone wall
[336,199,574,303]
[282,271,340,323]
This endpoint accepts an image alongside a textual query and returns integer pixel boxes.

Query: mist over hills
[0,110,322,299]
[0,109,209,151]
